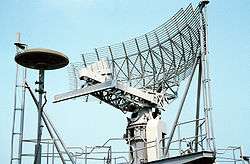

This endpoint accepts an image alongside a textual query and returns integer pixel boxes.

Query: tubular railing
[19,137,247,164]
[216,146,245,164]
[28,111,208,163]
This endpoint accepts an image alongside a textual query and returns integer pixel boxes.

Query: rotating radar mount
[54,0,216,163]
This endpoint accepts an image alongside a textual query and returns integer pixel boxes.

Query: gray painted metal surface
[148,151,215,164]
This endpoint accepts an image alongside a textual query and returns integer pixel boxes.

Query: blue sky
[0,0,249,163]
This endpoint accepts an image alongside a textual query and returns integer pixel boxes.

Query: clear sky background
[0,0,249,163]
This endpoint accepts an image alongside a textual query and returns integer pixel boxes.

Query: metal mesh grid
[72,4,201,91]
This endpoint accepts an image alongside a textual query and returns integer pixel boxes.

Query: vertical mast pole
[199,0,216,152]
[35,70,45,164]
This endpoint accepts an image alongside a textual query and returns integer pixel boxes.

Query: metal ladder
[10,63,27,164]
[10,33,27,164]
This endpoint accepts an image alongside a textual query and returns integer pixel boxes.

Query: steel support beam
[164,57,199,156]
[34,69,44,164]
[26,82,75,164]
[54,80,115,103]
[195,56,202,152]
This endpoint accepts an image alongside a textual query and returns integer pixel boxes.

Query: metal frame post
[46,141,49,164]
[18,54,27,164]
[34,69,45,164]
[85,146,88,164]
[178,125,181,155]
[195,57,202,152]
[52,140,55,164]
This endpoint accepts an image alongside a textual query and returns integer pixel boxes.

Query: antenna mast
[199,0,216,152]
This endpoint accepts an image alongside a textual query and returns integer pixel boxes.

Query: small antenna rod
[16,32,21,43]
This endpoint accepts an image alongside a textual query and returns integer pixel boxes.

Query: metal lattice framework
[54,4,207,112]
[68,4,202,108]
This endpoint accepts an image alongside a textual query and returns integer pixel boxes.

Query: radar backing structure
[56,4,199,110]
[55,1,216,163]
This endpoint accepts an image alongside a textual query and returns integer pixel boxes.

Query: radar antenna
[55,2,215,163]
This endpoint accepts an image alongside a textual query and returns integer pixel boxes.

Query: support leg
[34,70,44,164]
[164,57,199,157]
[195,57,202,152]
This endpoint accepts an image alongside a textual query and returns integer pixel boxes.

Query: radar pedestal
[125,108,166,164]
[15,48,69,164]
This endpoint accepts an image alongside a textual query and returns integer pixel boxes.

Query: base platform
[147,151,215,164]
